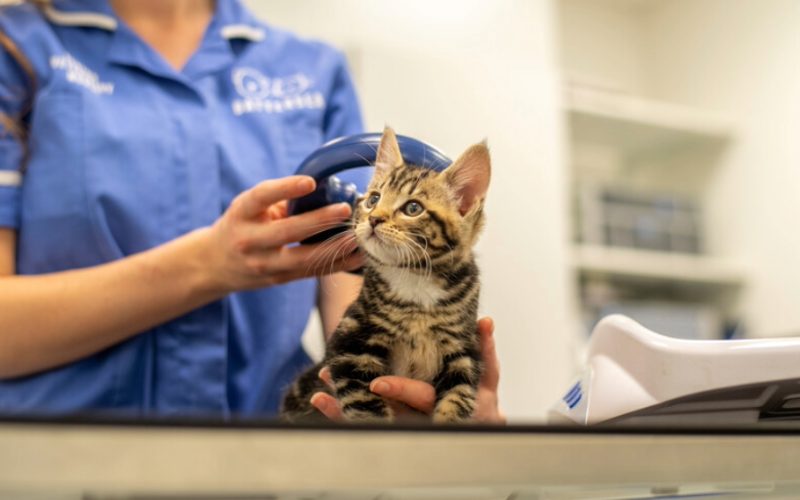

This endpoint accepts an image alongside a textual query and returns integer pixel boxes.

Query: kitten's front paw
[432,412,472,424]
[432,396,476,424]
[341,396,395,423]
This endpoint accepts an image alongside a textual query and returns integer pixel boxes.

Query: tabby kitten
[281,127,491,423]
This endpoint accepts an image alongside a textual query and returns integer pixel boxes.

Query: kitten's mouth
[362,229,393,257]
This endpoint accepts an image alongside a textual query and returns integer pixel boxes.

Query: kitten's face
[354,165,456,266]
[352,128,491,268]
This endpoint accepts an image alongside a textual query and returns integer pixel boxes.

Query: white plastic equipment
[550,315,800,425]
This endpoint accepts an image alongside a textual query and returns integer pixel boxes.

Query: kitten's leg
[280,364,330,423]
[328,329,395,423]
[432,346,482,424]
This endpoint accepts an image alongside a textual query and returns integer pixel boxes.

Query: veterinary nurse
[0,0,503,421]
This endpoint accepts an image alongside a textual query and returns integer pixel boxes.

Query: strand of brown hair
[0,14,38,170]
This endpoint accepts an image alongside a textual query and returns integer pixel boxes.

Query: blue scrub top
[0,0,365,417]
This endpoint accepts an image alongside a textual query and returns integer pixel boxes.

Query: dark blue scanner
[288,132,452,244]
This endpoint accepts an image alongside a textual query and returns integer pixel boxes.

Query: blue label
[563,382,583,409]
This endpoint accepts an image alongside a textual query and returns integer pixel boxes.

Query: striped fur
[281,128,491,423]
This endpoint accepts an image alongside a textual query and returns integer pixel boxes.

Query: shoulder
[273,25,344,59]
[0,3,61,78]
[248,21,349,71]
[0,1,45,24]
[0,2,53,44]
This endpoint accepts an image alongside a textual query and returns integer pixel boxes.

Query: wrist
[178,227,229,301]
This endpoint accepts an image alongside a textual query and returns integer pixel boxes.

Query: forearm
[318,272,363,340]
[0,176,362,379]
[0,227,222,379]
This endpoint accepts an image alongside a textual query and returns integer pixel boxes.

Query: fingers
[340,250,366,272]
[268,246,364,283]
[310,368,343,421]
[252,203,353,248]
[369,376,436,414]
[275,236,359,272]
[236,176,316,220]
[239,203,352,253]
[318,367,334,389]
[310,392,343,421]
[265,200,289,221]
[475,316,506,424]
[478,316,500,391]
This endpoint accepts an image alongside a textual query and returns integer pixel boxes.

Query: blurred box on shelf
[577,185,703,254]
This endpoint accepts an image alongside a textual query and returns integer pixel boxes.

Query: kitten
[281,127,491,423]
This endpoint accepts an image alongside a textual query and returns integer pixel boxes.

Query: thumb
[478,317,500,391]
[370,376,436,414]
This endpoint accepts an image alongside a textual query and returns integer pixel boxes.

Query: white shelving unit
[565,84,734,157]
[560,0,748,338]
[566,84,744,289]
[566,83,745,292]
[572,244,745,287]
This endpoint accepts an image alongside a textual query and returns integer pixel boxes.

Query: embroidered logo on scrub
[231,67,324,116]
[50,54,114,95]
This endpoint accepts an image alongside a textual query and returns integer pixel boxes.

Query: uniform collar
[43,0,118,30]
[45,0,266,43]
[215,0,266,42]
[46,0,266,80]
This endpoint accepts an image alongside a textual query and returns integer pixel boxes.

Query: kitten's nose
[369,216,385,228]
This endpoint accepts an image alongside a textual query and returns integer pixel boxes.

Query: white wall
[246,0,574,420]
[643,0,800,337]
[558,0,649,93]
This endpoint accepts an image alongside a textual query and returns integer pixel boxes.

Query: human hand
[202,175,363,293]
[310,317,506,424]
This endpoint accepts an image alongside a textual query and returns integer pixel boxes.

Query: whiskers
[300,214,442,286]
[403,230,433,280]
[373,226,433,283]
[304,219,360,277]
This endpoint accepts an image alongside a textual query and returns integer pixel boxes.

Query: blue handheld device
[288,132,452,243]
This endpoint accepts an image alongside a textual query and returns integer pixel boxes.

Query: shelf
[565,84,735,157]
[572,244,746,287]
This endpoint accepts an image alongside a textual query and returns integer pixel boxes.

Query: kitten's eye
[365,193,380,209]
[402,201,424,217]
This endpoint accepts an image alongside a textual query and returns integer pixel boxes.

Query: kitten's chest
[389,317,442,383]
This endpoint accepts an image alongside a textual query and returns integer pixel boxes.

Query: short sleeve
[0,40,29,229]
[323,50,372,192]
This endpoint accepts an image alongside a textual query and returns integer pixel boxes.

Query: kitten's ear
[443,141,492,216]
[374,126,403,181]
